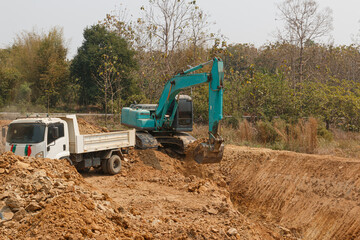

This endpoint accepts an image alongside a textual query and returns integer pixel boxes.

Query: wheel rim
[113,159,120,169]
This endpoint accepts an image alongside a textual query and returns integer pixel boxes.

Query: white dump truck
[2,115,135,175]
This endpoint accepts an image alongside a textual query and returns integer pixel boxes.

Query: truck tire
[76,166,90,173]
[107,155,121,175]
[101,159,109,174]
[60,156,73,165]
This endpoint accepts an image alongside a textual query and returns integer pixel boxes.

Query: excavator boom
[194,58,224,163]
[121,57,225,164]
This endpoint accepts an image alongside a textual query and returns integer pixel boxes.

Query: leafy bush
[223,116,239,129]
[317,124,333,142]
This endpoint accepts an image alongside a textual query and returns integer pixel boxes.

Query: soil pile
[77,118,109,134]
[0,120,11,153]
[0,152,145,240]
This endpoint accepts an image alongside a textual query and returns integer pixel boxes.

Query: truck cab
[3,115,135,175]
[5,118,70,159]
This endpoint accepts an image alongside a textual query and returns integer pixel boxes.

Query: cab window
[47,123,64,144]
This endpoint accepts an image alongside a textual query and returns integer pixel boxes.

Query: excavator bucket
[193,142,224,164]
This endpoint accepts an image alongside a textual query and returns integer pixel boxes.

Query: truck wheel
[76,166,90,173]
[107,155,121,175]
[60,156,73,165]
[101,159,109,174]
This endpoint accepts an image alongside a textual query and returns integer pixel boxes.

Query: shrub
[223,116,239,129]
[256,120,278,144]
[317,123,333,142]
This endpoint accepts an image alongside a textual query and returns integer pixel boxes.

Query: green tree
[0,27,70,110]
[301,78,360,130]
[70,24,138,106]
[36,28,70,111]
[222,67,298,121]
[0,66,22,107]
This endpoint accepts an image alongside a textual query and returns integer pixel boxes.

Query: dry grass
[316,129,360,159]
[305,118,318,153]
[239,120,254,142]
[193,118,323,155]
[191,124,208,139]
[281,118,318,153]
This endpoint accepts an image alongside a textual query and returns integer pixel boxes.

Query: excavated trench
[222,145,360,240]
[117,144,360,239]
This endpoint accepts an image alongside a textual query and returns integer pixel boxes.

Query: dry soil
[1,120,360,239]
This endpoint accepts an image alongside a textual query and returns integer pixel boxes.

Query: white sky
[0,0,359,59]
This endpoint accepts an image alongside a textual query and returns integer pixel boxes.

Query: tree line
[0,0,359,130]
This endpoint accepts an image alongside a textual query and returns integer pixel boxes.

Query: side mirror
[52,127,59,139]
[2,127,5,138]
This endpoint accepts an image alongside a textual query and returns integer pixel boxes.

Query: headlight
[35,151,44,158]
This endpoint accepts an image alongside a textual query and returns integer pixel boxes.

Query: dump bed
[60,115,135,154]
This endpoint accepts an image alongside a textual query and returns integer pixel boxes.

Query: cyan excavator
[121,57,224,164]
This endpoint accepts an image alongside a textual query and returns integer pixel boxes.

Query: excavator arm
[155,58,223,130]
[154,57,224,163]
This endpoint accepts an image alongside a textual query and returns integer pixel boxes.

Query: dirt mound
[77,118,109,134]
[0,120,11,154]
[0,120,11,127]
[0,152,145,240]
[222,145,360,240]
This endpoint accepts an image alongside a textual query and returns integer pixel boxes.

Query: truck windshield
[7,123,46,144]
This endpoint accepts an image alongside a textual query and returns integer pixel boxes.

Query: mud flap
[193,142,224,164]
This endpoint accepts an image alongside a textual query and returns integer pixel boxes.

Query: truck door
[46,123,67,159]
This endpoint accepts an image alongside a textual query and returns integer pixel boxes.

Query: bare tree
[101,1,218,101]
[188,6,213,63]
[352,20,360,45]
[142,0,196,55]
[101,6,136,46]
[96,52,121,126]
[277,0,333,84]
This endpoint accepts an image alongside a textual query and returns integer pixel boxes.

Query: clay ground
[81,146,360,239]
[1,118,360,239]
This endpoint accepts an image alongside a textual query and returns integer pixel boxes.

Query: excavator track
[135,131,159,149]
[135,131,224,163]
[154,132,196,154]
